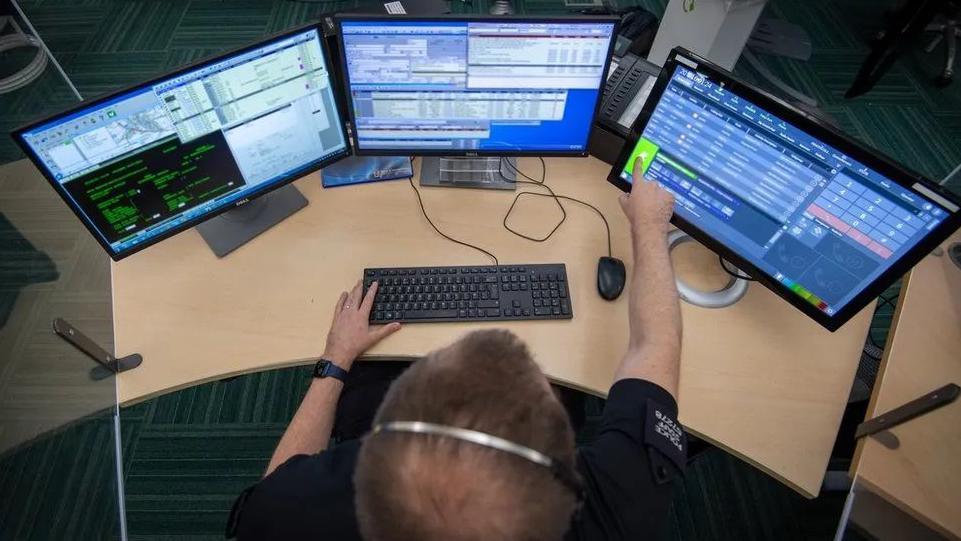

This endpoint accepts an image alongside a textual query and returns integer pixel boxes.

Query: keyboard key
[414,310,454,319]
[486,309,500,317]
[534,307,552,316]
[478,300,499,308]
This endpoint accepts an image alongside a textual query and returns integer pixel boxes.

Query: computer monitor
[336,15,618,187]
[609,48,961,331]
[13,24,350,260]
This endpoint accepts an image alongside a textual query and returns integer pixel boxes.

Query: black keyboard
[363,264,573,323]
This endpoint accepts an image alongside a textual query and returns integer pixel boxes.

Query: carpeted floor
[2,0,961,539]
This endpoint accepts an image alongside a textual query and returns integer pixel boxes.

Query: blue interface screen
[18,29,348,256]
[340,20,616,152]
[620,64,958,316]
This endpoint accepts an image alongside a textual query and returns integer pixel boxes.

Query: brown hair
[354,329,578,541]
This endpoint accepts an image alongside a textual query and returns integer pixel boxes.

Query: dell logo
[465,152,479,157]
[235,198,250,206]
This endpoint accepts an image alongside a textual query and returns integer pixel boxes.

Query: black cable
[718,255,755,281]
[509,192,614,258]
[406,166,499,266]
[499,158,614,258]
[502,155,546,185]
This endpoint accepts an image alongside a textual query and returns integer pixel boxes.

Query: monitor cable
[406,158,500,266]
[499,157,614,259]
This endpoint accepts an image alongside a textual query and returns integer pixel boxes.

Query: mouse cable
[499,158,614,258]
[406,159,500,266]
[718,255,756,282]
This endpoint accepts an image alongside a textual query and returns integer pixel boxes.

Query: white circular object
[668,229,749,309]
[0,20,49,95]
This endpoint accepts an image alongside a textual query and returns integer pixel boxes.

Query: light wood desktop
[851,229,961,539]
[112,156,872,498]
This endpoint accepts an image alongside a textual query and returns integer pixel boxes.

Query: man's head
[354,329,578,541]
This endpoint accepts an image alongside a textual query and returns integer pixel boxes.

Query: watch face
[313,360,330,378]
[314,359,346,381]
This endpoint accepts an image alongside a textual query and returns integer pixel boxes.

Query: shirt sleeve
[566,379,686,541]
[228,440,363,541]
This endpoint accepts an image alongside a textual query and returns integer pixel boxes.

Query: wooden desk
[112,156,872,497]
[851,230,961,539]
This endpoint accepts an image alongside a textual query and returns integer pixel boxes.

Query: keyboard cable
[406,158,500,265]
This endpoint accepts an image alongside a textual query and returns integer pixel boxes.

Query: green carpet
[3,0,961,539]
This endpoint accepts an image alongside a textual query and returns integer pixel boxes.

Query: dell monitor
[13,24,350,260]
[336,15,618,188]
[609,48,961,331]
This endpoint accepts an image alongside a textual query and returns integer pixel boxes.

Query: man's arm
[264,281,401,476]
[614,165,681,399]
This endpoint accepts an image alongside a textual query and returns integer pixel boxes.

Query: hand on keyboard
[322,280,402,367]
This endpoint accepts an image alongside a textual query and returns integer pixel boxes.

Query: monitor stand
[668,230,750,308]
[195,184,307,258]
[419,157,516,190]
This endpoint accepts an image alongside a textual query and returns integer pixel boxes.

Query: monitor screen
[14,26,349,260]
[614,52,960,329]
[337,17,617,155]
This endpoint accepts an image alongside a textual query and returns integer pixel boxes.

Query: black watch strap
[313,359,349,382]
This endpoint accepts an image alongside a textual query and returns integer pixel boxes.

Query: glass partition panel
[1,4,123,537]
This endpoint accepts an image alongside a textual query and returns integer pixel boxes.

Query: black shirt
[233,379,686,540]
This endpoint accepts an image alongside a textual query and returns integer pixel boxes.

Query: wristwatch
[313,358,349,382]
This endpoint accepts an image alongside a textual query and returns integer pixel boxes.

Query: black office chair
[846,0,959,97]
[925,4,961,86]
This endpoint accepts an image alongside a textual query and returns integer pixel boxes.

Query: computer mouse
[597,256,626,301]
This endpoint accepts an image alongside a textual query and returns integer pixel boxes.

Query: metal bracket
[855,383,959,444]
[52,318,143,380]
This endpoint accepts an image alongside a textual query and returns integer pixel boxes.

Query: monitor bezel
[334,14,620,157]
[12,22,351,262]
[608,47,961,332]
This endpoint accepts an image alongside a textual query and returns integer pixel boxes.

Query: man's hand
[323,281,401,369]
[619,162,675,234]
